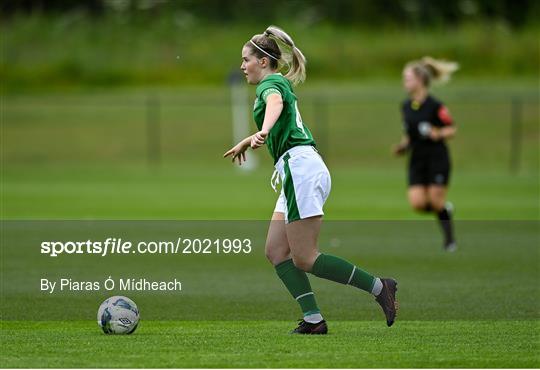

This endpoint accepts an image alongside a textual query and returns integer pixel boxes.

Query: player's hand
[429,127,442,141]
[393,143,409,156]
[223,141,249,166]
[250,130,268,149]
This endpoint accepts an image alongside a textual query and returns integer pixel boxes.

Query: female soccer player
[394,57,459,251]
[224,26,398,334]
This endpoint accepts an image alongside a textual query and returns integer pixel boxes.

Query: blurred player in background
[224,25,398,334]
[394,57,459,251]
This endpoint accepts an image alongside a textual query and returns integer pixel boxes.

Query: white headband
[250,40,279,61]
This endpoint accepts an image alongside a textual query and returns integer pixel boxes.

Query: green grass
[1,321,538,368]
[2,83,538,171]
[1,82,538,220]
[1,164,538,219]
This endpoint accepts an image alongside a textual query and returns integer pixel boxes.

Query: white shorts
[273,146,331,223]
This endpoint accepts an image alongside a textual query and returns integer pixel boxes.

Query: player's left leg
[285,216,398,327]
[428,185,456,251]
[267,212,325,333]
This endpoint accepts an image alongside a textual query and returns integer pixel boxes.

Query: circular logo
[418,122,432,137]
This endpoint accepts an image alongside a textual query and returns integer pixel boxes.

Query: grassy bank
[1,16,538,90]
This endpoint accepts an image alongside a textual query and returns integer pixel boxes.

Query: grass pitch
[2,164,538,220]
[1,321,538,368]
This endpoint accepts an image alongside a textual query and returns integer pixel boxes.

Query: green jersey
[253,73,316,163]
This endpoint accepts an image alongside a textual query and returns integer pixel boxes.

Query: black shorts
[408,151,451,186]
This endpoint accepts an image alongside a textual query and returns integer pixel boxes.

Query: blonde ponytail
[421,57,459,84]
[264,25,307,85]
[406,56,459,86]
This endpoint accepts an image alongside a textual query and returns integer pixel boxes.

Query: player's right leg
[266,211,326,334]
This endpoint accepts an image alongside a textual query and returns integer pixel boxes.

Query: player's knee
[430,199,445,212]
[291,254,317,272]
[410,199,427,211]
[265,244,288,266]
[291,256,311,272]
[264,249,275,264]
[264,248,278,265]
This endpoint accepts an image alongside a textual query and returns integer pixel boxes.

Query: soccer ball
[97,296,140,334]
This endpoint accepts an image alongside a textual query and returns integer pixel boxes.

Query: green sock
[275,259,320,316]
[311,253,375,293]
